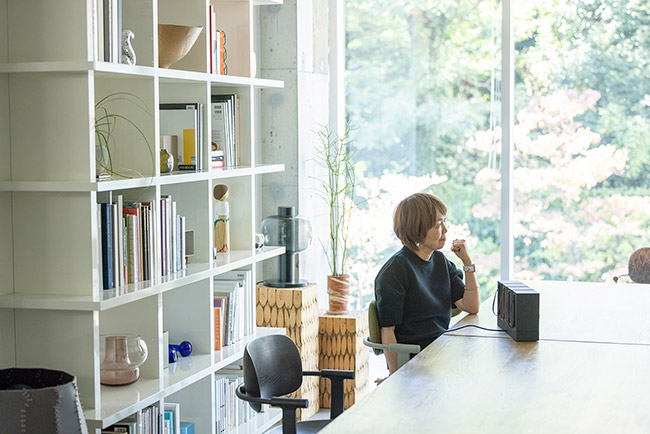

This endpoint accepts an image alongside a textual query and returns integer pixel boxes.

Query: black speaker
[497,280,539,341]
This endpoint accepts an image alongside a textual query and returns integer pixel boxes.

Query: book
[124,213,139,284]
[214,305,223,350]
[116,195,125,288]
[216,30,226,75]
[123,204,142,282]
[211,94,239,167]
[214,279,243,344]
[214,269,253,336]
[209,5,216,74]
[213,294,229,346]
[111,203,119,291]
[164,402,181,434]
[100,202,114,289]
[180,421,195,434]
[160,103,203,172]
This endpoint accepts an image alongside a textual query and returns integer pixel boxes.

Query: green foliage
[345,0,650,306]
[313,124,358,276]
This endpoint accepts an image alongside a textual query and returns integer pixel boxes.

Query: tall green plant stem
[314,124,357,276]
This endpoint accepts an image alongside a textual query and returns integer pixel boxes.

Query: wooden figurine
[213,184,230,252]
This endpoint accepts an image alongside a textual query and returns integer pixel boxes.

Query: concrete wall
[258,0,331,308]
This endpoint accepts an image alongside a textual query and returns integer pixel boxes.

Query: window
[345,0,502,308]
[344,0,650,308]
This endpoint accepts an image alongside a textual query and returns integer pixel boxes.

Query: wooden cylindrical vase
[327,274,350,314]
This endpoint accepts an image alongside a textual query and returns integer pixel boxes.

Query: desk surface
[451,280,650,345]
[321,336,650,434]
[321,281,650,433]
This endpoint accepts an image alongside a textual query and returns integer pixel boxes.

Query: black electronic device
[496,280,539,341]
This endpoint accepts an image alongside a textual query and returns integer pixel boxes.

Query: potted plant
[313,124,358,314]
[95,92,154,179]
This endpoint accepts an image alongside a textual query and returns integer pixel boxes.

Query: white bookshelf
[0,0,285,433]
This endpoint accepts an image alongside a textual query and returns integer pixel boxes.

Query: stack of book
[98,194,187,292]
[210,94,239,168]
[215,370,253,433]
[101,404,161,434]
[213,269,254,350]
[102,403,194,434]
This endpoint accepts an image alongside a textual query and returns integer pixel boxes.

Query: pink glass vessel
[100,334,148,386]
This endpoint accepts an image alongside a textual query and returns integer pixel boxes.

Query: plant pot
[327,274,350,315]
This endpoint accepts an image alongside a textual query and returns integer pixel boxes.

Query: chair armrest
[236,384,273,406]
[303,369,355,380]
[269,396,309,409]
[303,369,354,420]
[236,385,308,409]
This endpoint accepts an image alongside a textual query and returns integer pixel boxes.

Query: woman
[375,192,480,374]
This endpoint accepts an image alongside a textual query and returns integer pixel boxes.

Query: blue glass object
[168,347,179,364]
[169,340,193,357]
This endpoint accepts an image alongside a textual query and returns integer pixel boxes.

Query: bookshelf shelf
[0,246,286,312]
[0,165,284,192]
[0,0,289,432]
[84,327,285,431]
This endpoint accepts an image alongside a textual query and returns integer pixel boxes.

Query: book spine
[209,5,215,74]
[165,197,172,276]
[100,203,114,289]
[116,195,124,289]
[180,215,186,270]
[214,306,222,351]
[141,204,150,281]
[125,214,137,284]
[111,203,119,289]
[171,201,177,274]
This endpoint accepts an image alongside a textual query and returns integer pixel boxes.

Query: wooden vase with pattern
[327,274,350,315]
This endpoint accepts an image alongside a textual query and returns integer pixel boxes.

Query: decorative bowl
[158,24,203,68]
[100,334,148,386]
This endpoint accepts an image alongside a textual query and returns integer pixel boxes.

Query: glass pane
[345,0,502,308]
[514,1,650,282]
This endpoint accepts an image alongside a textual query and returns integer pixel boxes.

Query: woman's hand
[450,239,472,265]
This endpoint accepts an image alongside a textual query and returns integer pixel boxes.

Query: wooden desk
[321,336,650,433]
[451,280,650,345]
[320,282,650,433]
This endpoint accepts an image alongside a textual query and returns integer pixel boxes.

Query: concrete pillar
[259,0,330,307]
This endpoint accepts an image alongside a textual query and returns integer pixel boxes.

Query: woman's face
[419,215,447,252]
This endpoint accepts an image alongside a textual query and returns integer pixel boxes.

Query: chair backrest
[367,300,383,355]
[242,334,303,412]
[629,247,650,284]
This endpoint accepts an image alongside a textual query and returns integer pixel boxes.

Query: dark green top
[375,247,465,348]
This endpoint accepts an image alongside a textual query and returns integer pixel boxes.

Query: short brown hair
[393,193,447,251]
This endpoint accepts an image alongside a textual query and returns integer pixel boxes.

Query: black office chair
[235,334,355,434]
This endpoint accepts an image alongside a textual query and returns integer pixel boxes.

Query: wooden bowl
[158,24,203,68]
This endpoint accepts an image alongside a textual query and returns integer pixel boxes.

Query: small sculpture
[121,29,136,65]
[213,184,230,253]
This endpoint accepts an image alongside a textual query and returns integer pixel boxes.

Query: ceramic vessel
[100,334,148,386]
[327,274,350,314]
[158,24,203,68]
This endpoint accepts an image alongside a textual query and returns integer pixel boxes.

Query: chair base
[264,419,331,434]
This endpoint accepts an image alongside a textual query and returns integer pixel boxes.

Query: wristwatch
[463,264,476,273]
